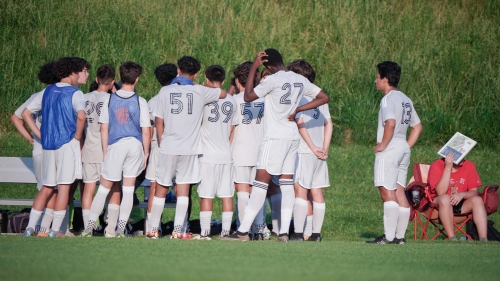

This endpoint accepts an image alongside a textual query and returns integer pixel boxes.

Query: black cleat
[290,233,304,241]
[221,231,250,241]
[277,233,289,242]
[306,234,322,242]
[393,237,406,244]
[366,234,394,244]
[251,233,264,241]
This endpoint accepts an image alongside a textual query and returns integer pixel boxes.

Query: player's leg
[234,166,253,227]
[24,186,54,236]
[105,183,121,237]
[303,193,313,239]
[267,177,282,236]
[50,183,70,236]
[36,189,57,236]
[292,182,308,241]
[115,176,136,237]
[173,183,190,238]
[221,197,234,238]
[393,149,411,244]
[309,188,325,241]
[197,163,215,239]
[431,194,455,239]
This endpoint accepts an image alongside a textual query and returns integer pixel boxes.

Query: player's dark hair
[96,64,115,85]
[177,56,201,75]
[154,63,177,86]
[119,61,143,85]
[233,61,252,87]
[72,57,91,71]
[288,59,315,83]
[260,67,271,80]
[55,57,84,80]
[205,65,225,83]
[38,61,59,85]
[263,48,284,67]
[89,81,98,92]
[377,61,401,87]
[230,77,236,87]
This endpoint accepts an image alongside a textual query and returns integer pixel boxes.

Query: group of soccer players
[13,48,421,244]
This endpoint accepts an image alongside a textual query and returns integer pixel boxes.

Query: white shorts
[294,153,329,189]
[256,139,299,175]
[42,138,82,186]
[145,145,159,181]
[374,145,411,190]
[33,154,42,191]
[82,163,101,183]
[101,140,144,181]
[198,162,234,198]
[233,166,256,184]
[155,154,200,187]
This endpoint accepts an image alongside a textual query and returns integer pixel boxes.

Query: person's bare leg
[433,194,455,238]
[461,196,488,239]
[303,192,313,239]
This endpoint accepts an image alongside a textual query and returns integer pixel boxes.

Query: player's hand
[320,148,328,160]
[29,138,34,145]
[288,109,297,121]
[374,142,386,153]
[312,147,325,159]
[253,51,268,69]
[450,192,465,205]
[444,153,454,170]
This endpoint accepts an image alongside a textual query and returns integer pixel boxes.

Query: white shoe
[192,234,211,240]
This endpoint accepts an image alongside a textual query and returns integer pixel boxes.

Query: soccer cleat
[222,231,250,241]
[181,233,192,240]
[393,237,406,244]
[80,231,93,237]
[23,227,35,237]
[170,232,182,240]
[192,234,211,240]
[48,230,58,237]
[366,234,394,244]
[36,232,49,237]
[56,232,65,237]
[115,233,126,238]
[277,234,289,242]
[306,235,322,242]
[252,233,264,241]
[146,231,159,239]
[290,233,304,241]
[104,230,116,238]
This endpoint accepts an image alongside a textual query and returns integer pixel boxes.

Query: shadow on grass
[359,231,378,238]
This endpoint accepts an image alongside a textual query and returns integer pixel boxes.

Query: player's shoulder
[223,93,237,104]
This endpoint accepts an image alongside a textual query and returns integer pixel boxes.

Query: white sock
[304,216,313,237]
[106,204,120,234]
[150,196,165,233]
[173,196,189,234]
[293,198,308,234]
[279,179,294,235]
[269,194,282,235]
[383,201,400,241]
[146,212,151,233]
[200,211,212,237]
[117,186,134,233]
[252,202,266,234]
[236,192,250,228]
[59,206,70,234]
[312,201,326,234]
[51,210,66,232]
[221,212,233,237]
[86,186,110,232]
[36,208,46,233]
[82,209,90,230]
[238,182,268,233]
[39,208,54,233]
[395,206,410,239]
[27,209,43,230]
[180,211,189,235]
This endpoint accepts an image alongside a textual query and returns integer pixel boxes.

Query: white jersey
[200,94,238,164]
[377,90,421,148]
[148,95,158,148]
[153,84,221,155]
[296,97,331,154]
[231,92,265,166]
[254,70,321,140]
[14,91,43,156]
[82,91,109,163]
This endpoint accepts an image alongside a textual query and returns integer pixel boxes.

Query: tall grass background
[1,0,499,148]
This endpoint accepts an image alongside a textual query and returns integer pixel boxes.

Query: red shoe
[170,232,182,240]
[56,232,65,237]
[146,231,159,239]
[181,233,191,240]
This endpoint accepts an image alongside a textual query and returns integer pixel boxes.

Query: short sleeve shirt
[82,91,109,163]
[295,96,331,154]
[254,71,321,140]
[200,94,238,163]
[428,159,482,200]
[153,84,221,155]
[14,91,43,156]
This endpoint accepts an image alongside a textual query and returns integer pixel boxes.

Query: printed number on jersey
[241,102,264,124]
[280,83,304,105]
[208,101,234,123]
[85,101,104,123]
[401,102,412,124]
[170,93,193,114]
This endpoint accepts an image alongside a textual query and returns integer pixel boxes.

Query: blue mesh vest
[108,93,142,145]
[41,84,79,150]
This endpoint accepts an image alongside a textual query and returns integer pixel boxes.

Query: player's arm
[100,123,109,160]
[374,119,395,153]
[141,126,151,170]
[434,153,454,196]
[74,110,86,141]
[219,89,228,99]
[296,117,325,159]
[407,123,422,148]
[156,116,164,146]
[322,118,333,158]
[288,91,330,121]
[10,114,34,144]
[244,51,267,102]
[229,125,235,144]
[21,108,41,139]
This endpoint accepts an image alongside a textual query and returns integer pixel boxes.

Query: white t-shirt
[254,70,321,140]
[377,90,421,148]
[14,91,43,156]
[200,94,238,164]
[82,91,109,163]
[296,97,331,154]
[99,90,151,147]
[148,95,159,148]
[153,84,221,155]
[231,92,265,166]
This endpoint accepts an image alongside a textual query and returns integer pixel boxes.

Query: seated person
[427,153,487,241]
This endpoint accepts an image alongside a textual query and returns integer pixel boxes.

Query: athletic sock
[35,208,46,233]
[221,212,233,237]
[383,201,400,241]
[269,194,282,235]
[59,206,70,234]
[146,212,151,233]
[304,215,313,237]
[82,209,90,230]
[395,206,410,239]
[51,210,66,232]
[238,181,268,233]
[312,201,326,234]
[39,208,54,233]
[180,210,189,235]
[27,209,43,231]
[150,196,165,233]
[85,186,110,233]
[173,196,189,234]
[293,198,308,233]
[236,192,250,228]
[106,204,120,234]
[252,202,266,234]
[116,186,134,234]
[200,211,212,237]
[279,179,294,235]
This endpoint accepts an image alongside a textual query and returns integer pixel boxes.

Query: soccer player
[194,65,238,240]
[225,49,330,242]
[366,61,422,244]
[22,57,88,237]
[82,61,151,238]
[288,59,333,242]
[147,56,227,239]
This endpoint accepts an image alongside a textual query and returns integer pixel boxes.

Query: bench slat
[0,157,37,184]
